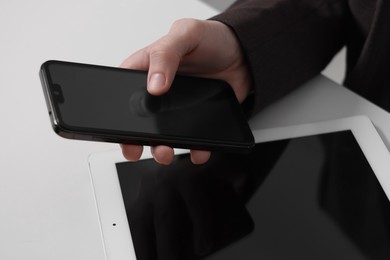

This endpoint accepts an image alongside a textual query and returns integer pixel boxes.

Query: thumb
[146,19,203,95]
[146,41,182,95]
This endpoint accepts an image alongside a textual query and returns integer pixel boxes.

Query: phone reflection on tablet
[115,131,390,259]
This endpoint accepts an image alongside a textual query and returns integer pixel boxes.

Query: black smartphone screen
[40,60,254,151]
[116,131,390,259]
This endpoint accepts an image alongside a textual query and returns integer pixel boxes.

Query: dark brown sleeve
[210,0,348,114]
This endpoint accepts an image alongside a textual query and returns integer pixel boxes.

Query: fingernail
[148,73,165,92]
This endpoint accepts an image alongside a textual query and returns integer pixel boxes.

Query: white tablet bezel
[88,115,390,259]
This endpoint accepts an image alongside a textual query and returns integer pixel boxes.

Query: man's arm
[211,0,348,114]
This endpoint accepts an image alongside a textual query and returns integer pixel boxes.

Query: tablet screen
[115,130,390,259]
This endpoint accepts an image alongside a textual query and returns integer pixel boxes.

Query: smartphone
[39,60,255,153]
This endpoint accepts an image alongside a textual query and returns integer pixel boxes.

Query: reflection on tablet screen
[116,130,390,259]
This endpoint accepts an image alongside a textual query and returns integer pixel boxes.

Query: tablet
[88,115,390,259]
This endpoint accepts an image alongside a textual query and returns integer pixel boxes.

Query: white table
[249,75,390,151]
[2,1,390,259]
[0,1,217,259]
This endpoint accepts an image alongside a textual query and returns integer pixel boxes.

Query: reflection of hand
[126,154,254,260]
[120,18,252,165]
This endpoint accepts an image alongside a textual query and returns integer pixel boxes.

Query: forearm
[211,0,348,114]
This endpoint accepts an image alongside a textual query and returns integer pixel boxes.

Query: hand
[120,18,252,165]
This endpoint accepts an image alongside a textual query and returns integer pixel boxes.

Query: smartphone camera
[52,84,64,104]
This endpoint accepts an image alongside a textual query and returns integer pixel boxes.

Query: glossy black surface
[40,60,254,151]
[117,131,390,259]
